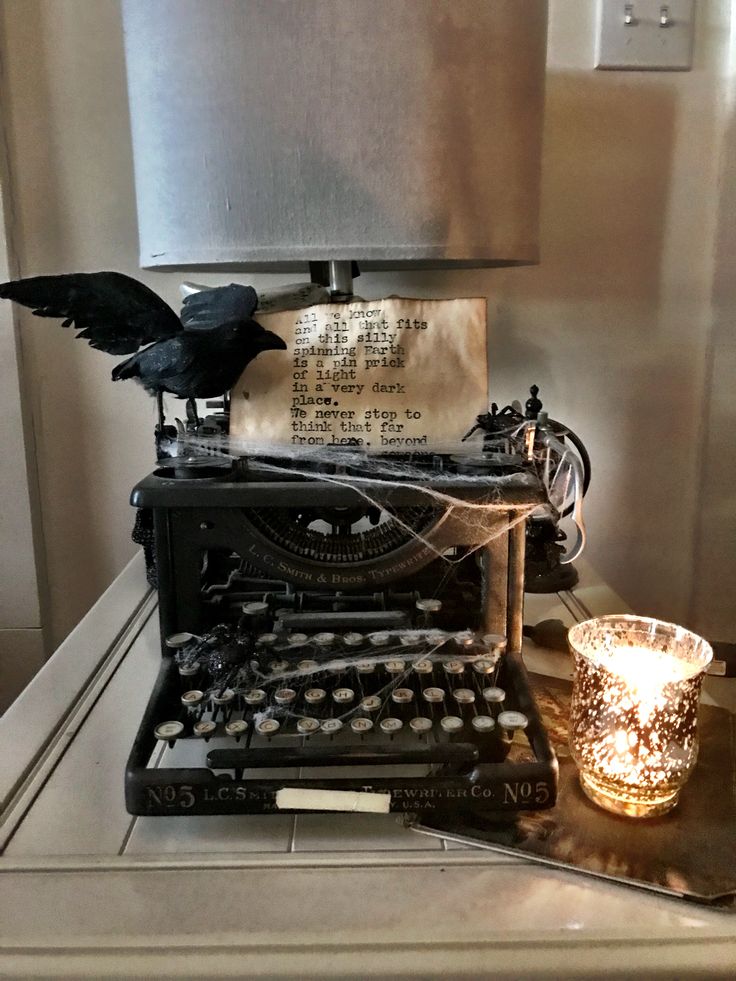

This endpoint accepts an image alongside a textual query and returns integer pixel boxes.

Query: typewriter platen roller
[125,440,565,817]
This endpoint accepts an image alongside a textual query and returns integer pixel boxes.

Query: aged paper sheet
[230,297,488,449]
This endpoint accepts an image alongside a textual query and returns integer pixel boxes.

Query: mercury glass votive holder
[568,615,713,818]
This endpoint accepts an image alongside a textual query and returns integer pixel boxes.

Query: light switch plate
[595,0,695,71]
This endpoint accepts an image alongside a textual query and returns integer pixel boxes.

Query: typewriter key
[225,719,248,739]
[409,716,433,737]
[472,659,496,676]
[332,687,355,708]
[255,718,281,738]
[274,688,297,707]
[440,715,464,737]
[482,633,508,655]
[385,659,406,682]
[343,632,364,648]
[380,717,403,736]
[313,632,336,648]
[422,687,445,717]
[320,718,343,735]
[297,717,320,735]
[470,715,497,753]
[166,632,197,649]
[498,710,528,732]
[368,631,390,648]
[350,717,374,735]
[297,658,319,675]
[425,630,448,647]
[498,711,529,753]
[360,694,382,715]
[180,689,204,709]
[412,659,434,693]
[391,687,415,720]
[481,687,506,717]
[242,601,269,616]
[471,715,495,734]
[243,688,267,707]
[453,688,476,716]
[454,631,475,647]
[400,631,423,648]
[178,661,201,679]
[288,633,309,647]
[442,660,465,687]
[268,659,290,677]
[212,688,235,706]
[416,598,442,628]
[256,633,279,649]
[193,720,217,740]
[304,688,327,713]
[154,720,184,743]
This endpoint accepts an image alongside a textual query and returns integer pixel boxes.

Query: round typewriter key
[297,717,320,735]
[498,710,529,731]
[482,686,506,704]
[332,687,355,707]
[304,688,327,712]
[320,718,343,735]
[166,632,197,649]
[256,718,281,737]
[297,658,319,674]
[368,631,390,648]
[178,661,201,678]
[356,659,376,675]
[454,630,475,646]
[360,694,382,714]
[452,688,475,715]
[385,659,406,680]
[442,660,465,687]
[256,632,279,649]
[471,715,496,734]
[225,719,248,738]
[426,630,447,646]
[472,659,496,676]
[181,689,204,708]
[409,716,433,736]
[343,632,364,648]
[313,632,336,648]
[412,659,433,675]
[243,688,267,707]
[193,720,217,739]
[400,631,423,648]
[416,598,442,613]
[288,633,309,647]
[422,687,445,709]
[274,688,297,707]
[482,633,508,654]
[391,687,415,720]
[380,717,403,735]
[212,688,235,706]
[242,601,269,616]
[350,717,374,735]
[154,720,184,742]
[268,659,290,676]
[440,715,464,736]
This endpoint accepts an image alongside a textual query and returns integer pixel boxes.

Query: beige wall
[0,0,733,653]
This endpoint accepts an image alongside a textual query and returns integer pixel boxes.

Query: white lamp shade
[122,0,548,269]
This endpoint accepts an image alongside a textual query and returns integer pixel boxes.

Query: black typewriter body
[125,451,559,817]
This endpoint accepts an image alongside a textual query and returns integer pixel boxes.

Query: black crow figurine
[0,272,287,429]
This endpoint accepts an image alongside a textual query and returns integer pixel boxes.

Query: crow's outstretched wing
[180,283,258,330]
[0,271,182,355]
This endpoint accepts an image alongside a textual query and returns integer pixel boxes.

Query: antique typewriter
[125,400,585,818]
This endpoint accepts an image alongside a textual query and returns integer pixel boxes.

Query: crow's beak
[260,330,287,351]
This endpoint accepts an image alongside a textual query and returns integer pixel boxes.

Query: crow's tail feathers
[111,353,140,382]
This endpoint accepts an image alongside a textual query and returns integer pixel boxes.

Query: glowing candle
[568,616,712,818]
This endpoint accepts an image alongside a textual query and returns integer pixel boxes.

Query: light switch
[595,0,695,71]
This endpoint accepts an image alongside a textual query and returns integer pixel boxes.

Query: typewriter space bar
[207,744,479,769]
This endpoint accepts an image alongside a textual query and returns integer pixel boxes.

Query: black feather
[180,284,258,330]
[0,271,181,355]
